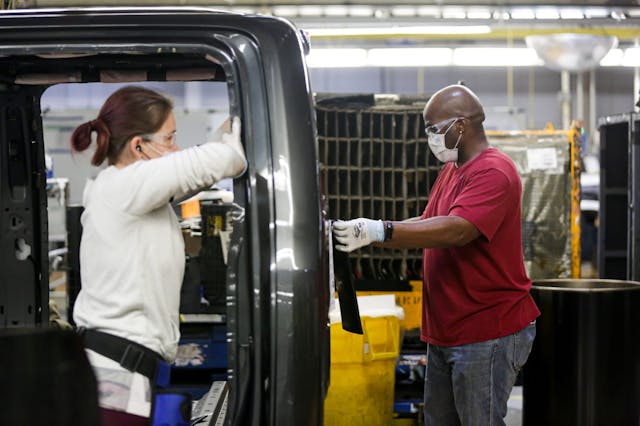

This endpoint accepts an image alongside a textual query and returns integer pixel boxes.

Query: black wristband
[384,221,393,242]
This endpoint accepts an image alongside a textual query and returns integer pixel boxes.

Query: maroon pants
[100,407,148,426]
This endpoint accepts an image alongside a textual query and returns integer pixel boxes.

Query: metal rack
[598,113,640,281]
[317,100,435,283]
[317,96,581,284]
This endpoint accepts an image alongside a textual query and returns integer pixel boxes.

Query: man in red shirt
[333,84,540,426]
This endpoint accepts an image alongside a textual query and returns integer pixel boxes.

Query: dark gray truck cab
[0,7,329,425]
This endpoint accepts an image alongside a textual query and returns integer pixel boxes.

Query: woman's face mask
[425,118,462,163]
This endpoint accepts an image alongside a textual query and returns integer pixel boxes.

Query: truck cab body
[0,7,329,425]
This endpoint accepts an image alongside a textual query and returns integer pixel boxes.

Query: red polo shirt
[421,147,540,346]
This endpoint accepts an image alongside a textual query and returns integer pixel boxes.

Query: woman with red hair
[70,85,246,425]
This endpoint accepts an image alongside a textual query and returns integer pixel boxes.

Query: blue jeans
[423,322,536,426]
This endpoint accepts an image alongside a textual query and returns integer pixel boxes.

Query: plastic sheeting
[490,134,572,278]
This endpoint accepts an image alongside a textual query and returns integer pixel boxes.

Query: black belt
[79,328,164,382]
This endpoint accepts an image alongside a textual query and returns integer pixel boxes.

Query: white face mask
[426,119,462,163]
[144,142,170,158]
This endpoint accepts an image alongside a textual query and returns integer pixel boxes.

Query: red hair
[70,86,173,166]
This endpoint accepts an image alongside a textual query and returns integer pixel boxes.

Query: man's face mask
[425,117,462,163]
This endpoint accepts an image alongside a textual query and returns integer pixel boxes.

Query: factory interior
[1,1,640,425]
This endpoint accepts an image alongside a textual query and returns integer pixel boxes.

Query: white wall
[309,66,637,132]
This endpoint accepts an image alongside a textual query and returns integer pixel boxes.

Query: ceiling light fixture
[367,48,453,67]
[416,6,440,18]
[452,48,542,66]
[559,9,584,19]
[622,47,640,67]
[526,33,618,72]
[391,6,416,17]
[306,47,545,68]
[305,25,491,37]
[510,8,535,20]
[466,8,492,20]
[323,5,348,17]
[442,7,466,20]
[348,6,374,17]
[305,48,367,68]
[271,6,297,17]
[535,8,560,20]
[583,7,610,18]
[599,49,624,66]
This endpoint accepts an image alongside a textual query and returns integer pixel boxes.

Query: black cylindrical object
[523,279,640,426]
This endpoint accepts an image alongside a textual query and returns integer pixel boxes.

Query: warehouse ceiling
[8,1,640,44]
[20,0,640,4]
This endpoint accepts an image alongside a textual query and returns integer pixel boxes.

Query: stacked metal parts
[316,94,577,283]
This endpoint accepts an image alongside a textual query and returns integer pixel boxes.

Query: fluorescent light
[600,48,623,66]
[324,5,348,17]
[271,6,297,17]
[230,7,254,14]
[367,48,453,67]
[418,6,442,18]
[584,8,609,18]
[391,6,416,17]
[305,48,367,68]
[535,8,560,20]
[306,25,491,37]
[559,9,584,19]
[306,46,637,69]
[442,7,466,20]
[298,6,323,17]
[467,8,492,20]
[453,48,542,66]
[511,8,535,20]
[416,6,440,18]
[348,6,373,17]
[622,47,640,67]
[493,10,510,20]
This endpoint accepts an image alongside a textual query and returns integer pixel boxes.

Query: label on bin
[526,148,558,171]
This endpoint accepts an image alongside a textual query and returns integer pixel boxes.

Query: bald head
[423,84,485,125]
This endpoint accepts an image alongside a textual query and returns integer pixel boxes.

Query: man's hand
[332,218,384,252]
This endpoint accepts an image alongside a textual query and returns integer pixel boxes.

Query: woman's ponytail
[90,118,111,166]
[69,117,112,166]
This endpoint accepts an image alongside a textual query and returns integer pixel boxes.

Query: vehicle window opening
[33,50,245,421]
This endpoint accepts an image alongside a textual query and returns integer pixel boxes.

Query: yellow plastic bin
[324,296,403,426]
[357,280,422,331]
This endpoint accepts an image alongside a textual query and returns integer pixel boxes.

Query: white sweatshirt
[73,142,246,362]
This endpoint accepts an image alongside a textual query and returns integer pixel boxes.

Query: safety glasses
[141,131,177,148]
[424,117,460,136]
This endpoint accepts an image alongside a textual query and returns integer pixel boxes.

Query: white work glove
[332,218,385,252]
[221,116,248,176]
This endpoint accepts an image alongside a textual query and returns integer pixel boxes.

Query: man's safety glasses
[424,117,460,136]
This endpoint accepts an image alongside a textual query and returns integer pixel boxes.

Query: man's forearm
[374,215,480,249]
